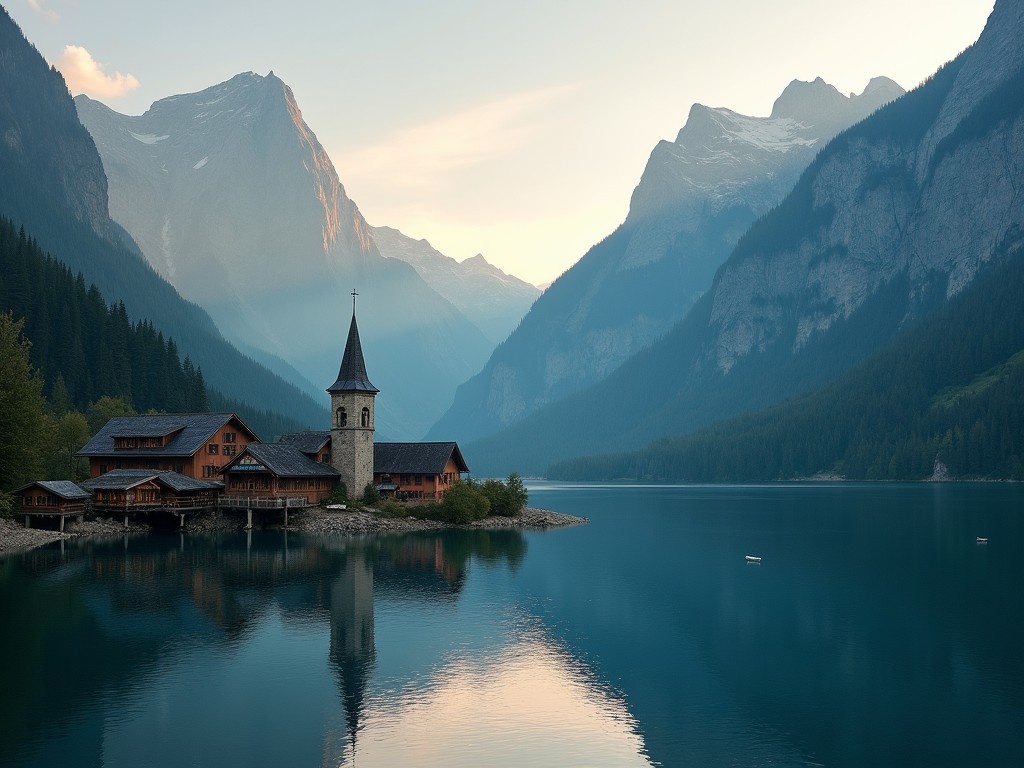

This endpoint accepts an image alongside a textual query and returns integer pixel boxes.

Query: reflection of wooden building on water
[15,480,91,531]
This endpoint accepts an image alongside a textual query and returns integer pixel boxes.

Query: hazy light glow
[9,0,995,285]
[353,635,654,767]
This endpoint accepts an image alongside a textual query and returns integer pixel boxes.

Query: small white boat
[326,503,347,510]
[745,555,762,563]
[976,537,988,543]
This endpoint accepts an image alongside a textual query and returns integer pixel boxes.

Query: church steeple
[329,290,377,496]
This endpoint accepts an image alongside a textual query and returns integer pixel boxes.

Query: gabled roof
[77,413,260,458]
[80,469,222,492]
[326,313,378,394]
[374,442,469,475]
[14,480,90,500]
[278,431,331,455]
[222,443,340,478]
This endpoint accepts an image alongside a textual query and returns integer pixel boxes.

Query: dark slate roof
[226,443,340,478]
[77,413,259,457]
[278,431,331,455]
[326,313,378,394]
[14,480,90,500]
[81,469,165,491]
[373,442,469,475]
[80,469,222,492]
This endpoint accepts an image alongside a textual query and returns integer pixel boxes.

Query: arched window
[361,407,370,428]
[336,407,347,427]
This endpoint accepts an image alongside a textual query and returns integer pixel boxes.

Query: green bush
[0,493,16,520]
[362,483,380,505]
[378,499,409,518]
[441,480,490,523]
[478,473,529,516]
[322,482,348,506]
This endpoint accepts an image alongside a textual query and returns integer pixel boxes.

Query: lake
[1,482,1022,767]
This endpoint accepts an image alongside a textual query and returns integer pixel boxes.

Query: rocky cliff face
[428,76,903,443]
[462,0,1024,475]
[369,225,540,345]
[0,8,111,244]
[76,74,494,439]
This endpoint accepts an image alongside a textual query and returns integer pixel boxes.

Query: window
[415,475,422,486]
[174,464,184,474]
[23,496,33,506]
[336,407,347,427]
[223,445,236,457]
[203,465,218,478]
[208,444,219,455]
[224,432,236,444]
[361,407,370,428]
[100,464,108,474]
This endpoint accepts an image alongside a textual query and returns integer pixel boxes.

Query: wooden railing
[218,496,310,509]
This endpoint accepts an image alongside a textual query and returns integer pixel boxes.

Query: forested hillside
[548,243,1024,482]
[0,217,207,413]
[0,216,307,445]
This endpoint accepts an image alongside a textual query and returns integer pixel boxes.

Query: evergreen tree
[0,313,47,489]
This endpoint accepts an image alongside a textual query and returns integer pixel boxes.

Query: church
[71,294,469,510]
[313,292,470,501]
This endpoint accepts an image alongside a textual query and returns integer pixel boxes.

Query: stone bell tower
[328,291,378,497]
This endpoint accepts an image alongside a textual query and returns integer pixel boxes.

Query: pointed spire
[327,292,378,394]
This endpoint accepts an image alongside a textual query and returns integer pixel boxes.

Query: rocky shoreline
[0,506,587,555]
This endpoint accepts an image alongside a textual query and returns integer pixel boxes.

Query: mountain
[548,242,1024,482]
[0,6,325,432]
[427,75,903,444]
[463,0,1023,476]
[369,225,540,345]
[75,73,493,440]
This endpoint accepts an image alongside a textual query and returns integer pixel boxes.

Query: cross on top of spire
[351,290,358,315]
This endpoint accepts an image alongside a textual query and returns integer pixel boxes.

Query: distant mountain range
[75,73,536,440]
[462,0,1023,476]
[0,6,325,435]
[369,225,540,346]
[427,75,904,444]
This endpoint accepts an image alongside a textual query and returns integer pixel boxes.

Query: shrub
[441,480,490,523]
[378,499,408,518]
[478,473,529,516]
[322,482,348,506]
[362,483,380,505]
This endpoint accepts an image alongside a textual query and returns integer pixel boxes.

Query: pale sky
[10,0,995,286]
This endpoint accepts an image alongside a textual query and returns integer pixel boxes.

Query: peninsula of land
[0,505,588,555]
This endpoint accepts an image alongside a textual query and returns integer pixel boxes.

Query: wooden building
[81,469,222,512]
[15,480,90,531]
[373,442,469,502]
[219,443,340,506]
[76,412,259,480]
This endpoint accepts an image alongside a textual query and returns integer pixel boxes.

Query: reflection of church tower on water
[330,548,376,757]
[328,291,378,497]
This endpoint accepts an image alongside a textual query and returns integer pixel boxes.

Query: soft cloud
[336,83,580,192]
[27,0,59,22]
[54,45,140,99]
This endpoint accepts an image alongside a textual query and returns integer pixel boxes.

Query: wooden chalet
[219,443,340,507]
[15,480,90,531]
[80,469,222,526]
[373,442,469,501]
[277,431,332,466]
[76,412,259,480]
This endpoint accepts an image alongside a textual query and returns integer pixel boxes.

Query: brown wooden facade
[220,445,339,507]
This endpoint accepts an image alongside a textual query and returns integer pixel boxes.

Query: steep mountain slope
[548,241,1024,481]
[428,76,903,443]
[464,0,1023,476]
[370,225,540,345]
[0,6,325,431]
[75,74,492,440]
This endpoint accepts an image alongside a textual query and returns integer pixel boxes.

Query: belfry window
[337,407,347,427]
[361,407,370,428]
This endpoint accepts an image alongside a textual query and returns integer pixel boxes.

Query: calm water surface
[1,483,1022,767]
